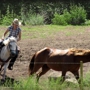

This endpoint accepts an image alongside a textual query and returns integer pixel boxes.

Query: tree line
[0,0,90,25]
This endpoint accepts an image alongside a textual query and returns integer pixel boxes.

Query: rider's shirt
[8,26,21,38]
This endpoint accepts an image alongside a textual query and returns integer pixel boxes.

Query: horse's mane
[9,36,16,41]
[3,36,17,45]
[69,48,90,56]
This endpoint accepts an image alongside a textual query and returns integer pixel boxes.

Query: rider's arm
[17,31,21,41]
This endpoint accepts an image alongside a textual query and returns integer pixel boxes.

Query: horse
[0,36,18,81]
[29,47,90,83]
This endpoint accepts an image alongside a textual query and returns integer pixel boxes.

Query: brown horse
[29,47,90,83]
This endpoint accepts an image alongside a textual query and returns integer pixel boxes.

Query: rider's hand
[2,36,4,40]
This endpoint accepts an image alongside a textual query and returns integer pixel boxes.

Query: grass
[21,25,88,39]
[0,25,88,39]
[0,77,77,90]
[0,74,90,90]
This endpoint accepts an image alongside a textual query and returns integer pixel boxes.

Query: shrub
[52,13,67,25]
[84,19,90,25]
[70,5,87,25]
[63,9,72,25]
[52,5,87,25]
[1,5,13,25]
[1,5,20,26]
[20,2,68,25]
[24,14,44,25]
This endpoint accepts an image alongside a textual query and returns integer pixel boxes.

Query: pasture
[0,25,90,89]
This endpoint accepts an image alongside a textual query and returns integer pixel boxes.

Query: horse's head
[7,36,17,57]
[9,41,17,57]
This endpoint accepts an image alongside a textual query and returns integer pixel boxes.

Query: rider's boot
[8,50,20,70]
[0,41,5,49]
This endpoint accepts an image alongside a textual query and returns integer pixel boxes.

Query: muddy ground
[1,26,90,83]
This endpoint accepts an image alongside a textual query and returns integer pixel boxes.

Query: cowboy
[0,18,21,70]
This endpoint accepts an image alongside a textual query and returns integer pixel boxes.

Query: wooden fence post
[80,61,83,90]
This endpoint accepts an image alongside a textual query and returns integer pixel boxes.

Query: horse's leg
[36,64,50,82]
[71,71,80,83]
[61,70,67,83]
[2,62,9,81]
[0,63,4,75]
[30,63,43,76]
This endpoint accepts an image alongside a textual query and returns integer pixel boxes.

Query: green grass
[0,77,76,90]
[1,74,90,90]
[21,25,88,39]
[21,25,70,39]
[0,25,88,39]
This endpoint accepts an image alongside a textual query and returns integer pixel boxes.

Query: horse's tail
[28,54,35,75]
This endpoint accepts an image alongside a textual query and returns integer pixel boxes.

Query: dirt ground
[1,27,90,83]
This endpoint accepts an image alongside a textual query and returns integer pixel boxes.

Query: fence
[80,61,83,90]
[31,60,84,90]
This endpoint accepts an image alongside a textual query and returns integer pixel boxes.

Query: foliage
[52,5,87,25]
[1,5,20,26]
[52,13,67,25]
[0,2,70,25]
[70,5,87,25]
[84,19,90,25]
[0,2,89,25]
[1,6,13,25]
[63,9,72,24]
[0,11,2,24]
[24,14,44,25]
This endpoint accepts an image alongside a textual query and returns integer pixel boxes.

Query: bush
[70,5,87,25]
[24,14,44,25]
[52,13,67,25]
[1,5,20,26]
[2,15,13,26]
[84,19,90,25]
[21,2,69,25]
[52,5,87,25]
[1,3,87,26]
[1,6,13,25]
[63,9,72,25]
